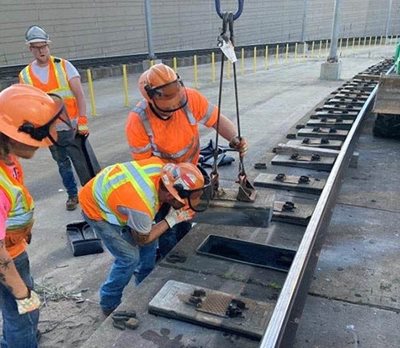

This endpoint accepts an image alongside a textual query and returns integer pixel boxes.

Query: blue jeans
[82,213,157,312]
[157,204,192,258]
[0,252,39,348]
[49,130,78,197]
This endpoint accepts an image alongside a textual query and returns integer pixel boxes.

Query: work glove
[164,207,195,228]
[77,115,89,135]
[229,136,248,157]
[16,289,41,315]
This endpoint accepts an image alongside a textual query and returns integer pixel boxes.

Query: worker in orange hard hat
[125,63,248,270]
[19,25,89,211]
[0,84,73,347]
[79,158,211,316]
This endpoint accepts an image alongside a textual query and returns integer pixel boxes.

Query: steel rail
[259,65,394,348]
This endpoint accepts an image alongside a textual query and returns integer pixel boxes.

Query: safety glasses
[173,167,212,212]
[152,80,188,113]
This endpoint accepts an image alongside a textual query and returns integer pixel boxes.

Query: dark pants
[49,130,78,197]
[0,252,39,348]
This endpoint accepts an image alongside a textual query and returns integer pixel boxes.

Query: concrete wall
[1,0,399,66]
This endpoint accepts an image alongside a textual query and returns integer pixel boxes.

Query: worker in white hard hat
[19,25,89,211]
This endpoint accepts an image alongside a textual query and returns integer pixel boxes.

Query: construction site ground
[5,45,399,347]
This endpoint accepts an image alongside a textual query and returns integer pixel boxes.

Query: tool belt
[5,221,34,249]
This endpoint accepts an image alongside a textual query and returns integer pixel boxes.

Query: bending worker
[19,25,89,211]
[125,63,248,261]
[79,158,210,315]
[0,84,73,347]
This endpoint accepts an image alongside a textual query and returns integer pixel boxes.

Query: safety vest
[0,159,35,259]
[83,159,163,226]
[19,56,79,126]
[129,89,216,164]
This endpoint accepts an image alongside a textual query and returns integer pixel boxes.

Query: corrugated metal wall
[0,0,399,66]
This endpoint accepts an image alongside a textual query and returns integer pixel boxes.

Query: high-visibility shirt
[125,88,218,164]
[0,157,35,259]
[79,157,164,234]
[19,56,79,129]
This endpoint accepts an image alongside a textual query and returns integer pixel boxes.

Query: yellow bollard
[211,52,216,82]
[275,44,279,65]
[193,55,198,88]
[253,47,257,73]
[285,43,289,63]
[318,40,322,57]
[241,48,245,75]
[294,43,298,61]
[86,69,97,116]
[150,60,154,67]
[122,64,129,107]
[311,41,315,58]
[173,57,177,72]
[265,46,269,70]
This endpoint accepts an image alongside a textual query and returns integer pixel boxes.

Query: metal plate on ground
[306,118,354,130]
[314,110,359,119]
[298,127,348,141]
[254,173,325,194]
[272,200,315,226]
[193,187,274,227]
[196,234,295,272]
[148,280,274,339]
[318,103,362,112]
[326,97,366,106]
[333,92,369,100]
[271,154,335,171]
[287,138,343,150]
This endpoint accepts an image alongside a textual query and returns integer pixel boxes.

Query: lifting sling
[212,0,256,202]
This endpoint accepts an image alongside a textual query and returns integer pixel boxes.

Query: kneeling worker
[78,158,210,315]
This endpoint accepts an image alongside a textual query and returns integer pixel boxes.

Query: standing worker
[79,158,210,315]
[125,63,248,261]
[19,25,89,211]
[0,84,73,347]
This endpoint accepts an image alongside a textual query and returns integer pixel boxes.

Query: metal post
[144,0,156,59]
[385,0,393,39]
[327,0,341,62]
[300,0,308,43]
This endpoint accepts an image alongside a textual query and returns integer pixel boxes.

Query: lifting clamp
[211,0,256,202]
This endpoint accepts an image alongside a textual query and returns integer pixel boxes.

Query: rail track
[257,58,393,347]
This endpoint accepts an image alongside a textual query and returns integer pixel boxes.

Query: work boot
[66,195,79,211]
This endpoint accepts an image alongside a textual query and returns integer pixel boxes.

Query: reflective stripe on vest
[131,100,200,161]
[20,57,75,100]
[0,166,34,230]
[92,161,162,226]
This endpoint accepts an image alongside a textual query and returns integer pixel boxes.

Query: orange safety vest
[19,56,79,122]
[126,88,218,164]
[79,157,164,226]
[0,158,35,259]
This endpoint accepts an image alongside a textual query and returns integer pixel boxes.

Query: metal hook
[215,0,244,20]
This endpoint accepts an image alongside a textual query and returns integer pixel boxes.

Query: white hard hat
[25,25,51,44]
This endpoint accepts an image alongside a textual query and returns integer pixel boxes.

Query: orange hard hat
[0,84,63,147]
[161,162,205,205]
[138,64,187,113]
